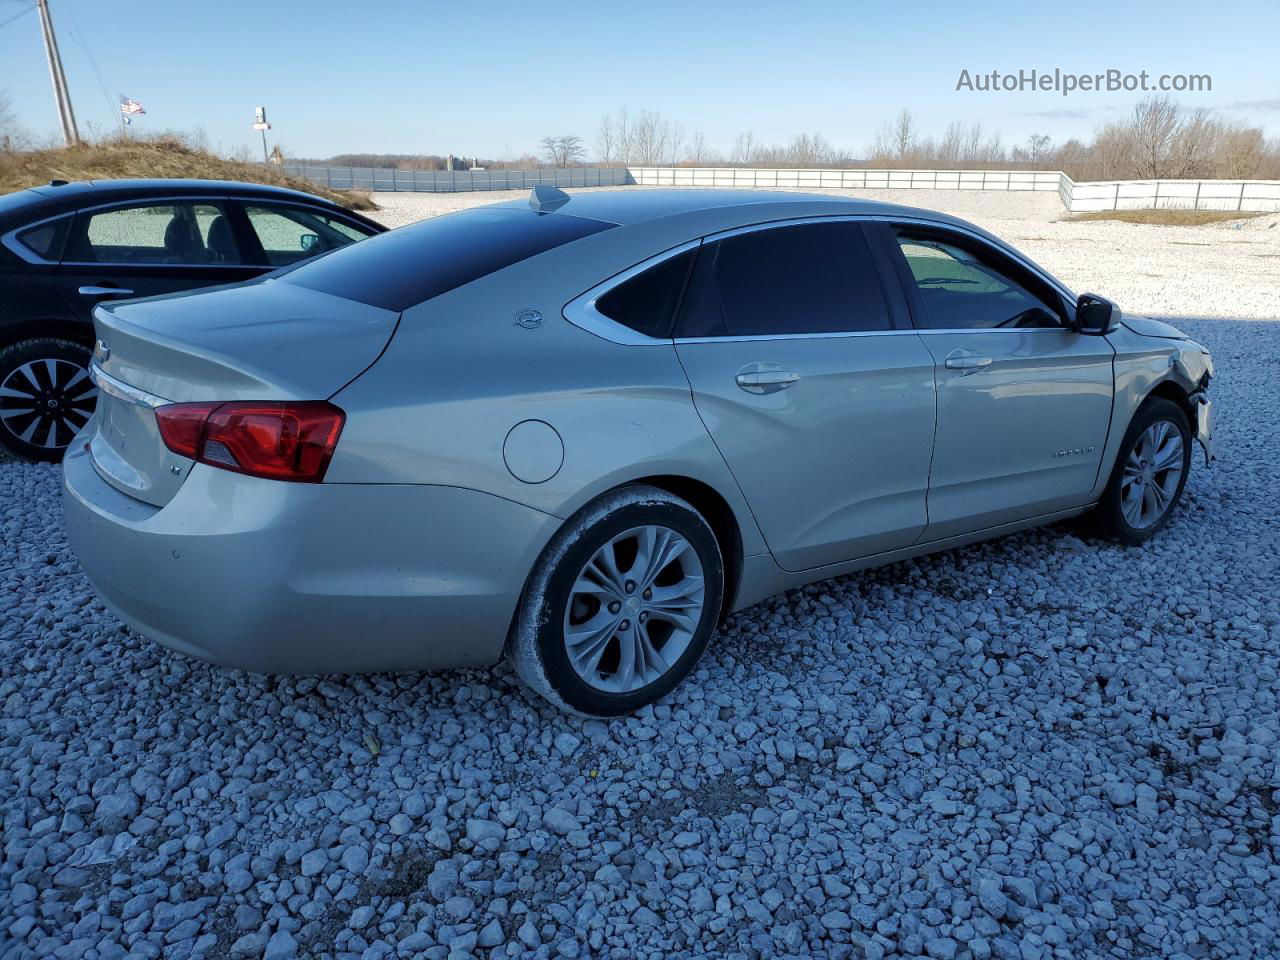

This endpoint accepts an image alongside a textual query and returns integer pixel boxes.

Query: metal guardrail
[279,162,1280,213]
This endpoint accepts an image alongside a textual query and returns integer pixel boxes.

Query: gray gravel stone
[0,292,1276,959]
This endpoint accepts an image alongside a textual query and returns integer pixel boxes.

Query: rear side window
[67,203,236,265]
[595,249,694,338]
[677,221,892,338]
[281,208,614,311]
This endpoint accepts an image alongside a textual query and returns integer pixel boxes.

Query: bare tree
[597,115,616,165]
[685,131,708,164]
[892,110,916,160]
[731,130,755,166]
[0,91,29,152]
[1130,95,1181,178]
[540,135,585,168]
[665,121,684,166]
[1021,133,1051,165]
[1216,123,1265,179]
[870,109,917,164]
[629,110,676,166]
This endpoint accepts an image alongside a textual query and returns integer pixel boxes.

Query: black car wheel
[1093,397,1192,545]
[0,338,97,462]
[509,485,725,716]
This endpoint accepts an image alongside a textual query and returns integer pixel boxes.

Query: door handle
[736,367,800,394]
[79,285,135,298]
[943,352,993,375]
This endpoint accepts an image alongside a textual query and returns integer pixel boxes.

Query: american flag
[120,96,145,117]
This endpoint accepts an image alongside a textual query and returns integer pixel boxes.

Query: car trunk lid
[87,278,398,506]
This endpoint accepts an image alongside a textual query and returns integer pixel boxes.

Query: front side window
[894,229,1062,329]
[676,221,892,338]
[70,203,236,265]
[244,205,370,267]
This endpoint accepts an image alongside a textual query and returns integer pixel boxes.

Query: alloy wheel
[1120,419,1184,529]
[563,524,706,693]
[0,359,98,452]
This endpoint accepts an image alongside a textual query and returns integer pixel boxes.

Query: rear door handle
[943,351,993,375]
[79,285,135,298]
[736,365,800,394]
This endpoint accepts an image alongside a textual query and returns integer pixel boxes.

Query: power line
[59,0,119,132]
[0,4,34,30]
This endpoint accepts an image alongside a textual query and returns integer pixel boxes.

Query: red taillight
[155,401,345,483]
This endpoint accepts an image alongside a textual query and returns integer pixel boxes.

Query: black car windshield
[279,207,615,312]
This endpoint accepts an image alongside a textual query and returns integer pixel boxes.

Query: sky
[2,0,1278,162]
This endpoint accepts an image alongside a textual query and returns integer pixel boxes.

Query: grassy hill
[0,136,374,209]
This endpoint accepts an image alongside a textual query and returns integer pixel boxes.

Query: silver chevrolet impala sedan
[63,188,1213,715]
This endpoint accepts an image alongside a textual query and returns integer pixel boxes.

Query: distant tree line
[561,97,1280,180]
[867,98,1280,180]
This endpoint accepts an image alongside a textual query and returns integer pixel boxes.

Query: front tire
[0,338,96,462]
[509,485,724,716]
[1093,397,1192,545]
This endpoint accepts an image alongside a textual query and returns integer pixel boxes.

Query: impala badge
[513,308,544,330]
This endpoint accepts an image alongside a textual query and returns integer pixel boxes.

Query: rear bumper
[62,443,558,674]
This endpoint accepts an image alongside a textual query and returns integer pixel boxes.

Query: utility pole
[35,0,79,146]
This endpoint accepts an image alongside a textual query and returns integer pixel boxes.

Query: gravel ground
[2,191,1279,960]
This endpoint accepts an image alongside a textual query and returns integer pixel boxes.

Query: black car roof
[0,178,351,225]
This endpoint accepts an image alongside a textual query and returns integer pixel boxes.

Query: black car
[0,178,385,461]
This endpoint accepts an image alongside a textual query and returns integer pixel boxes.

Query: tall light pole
[35,0,80,146]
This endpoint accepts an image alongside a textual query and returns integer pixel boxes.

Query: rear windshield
[279,207,614,311]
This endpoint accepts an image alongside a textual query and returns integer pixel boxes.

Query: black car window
[281,208,614,312]
[15,216,71,261]
[595,248,695,338]
[676,221,892,338]
[243,205,371,267]
[67,203,239,265]
[894,229,1063,329]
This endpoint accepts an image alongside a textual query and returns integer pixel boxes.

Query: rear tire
[1093,397,1191,545]
[0,338,96,463]
[509,485,724,716]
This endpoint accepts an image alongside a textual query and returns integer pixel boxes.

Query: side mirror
[1075,293,1118,335]
[299,233,321,253]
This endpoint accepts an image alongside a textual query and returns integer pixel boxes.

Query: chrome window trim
[562,239,702,345]
[89,363,169,409]
[562,213,1080,347]
[676,327,1073,345]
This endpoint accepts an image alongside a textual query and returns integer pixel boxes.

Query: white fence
[629,167,1280,213]
[279,164,630,193]
[1062,177,1280,213]
[281,161,1280,213]
[628,167,1063,192]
